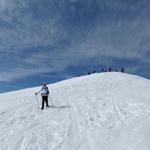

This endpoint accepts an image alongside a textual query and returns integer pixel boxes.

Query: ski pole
[49,93,54,106]
[35,95,40,109]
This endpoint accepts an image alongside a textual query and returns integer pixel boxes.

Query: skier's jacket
[41,86,49,96]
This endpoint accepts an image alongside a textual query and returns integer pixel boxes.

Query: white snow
[0,72,150,150]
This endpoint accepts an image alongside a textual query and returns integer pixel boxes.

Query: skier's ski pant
[41,96,49,109]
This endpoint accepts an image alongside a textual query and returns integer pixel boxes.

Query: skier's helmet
[42,83,47,87]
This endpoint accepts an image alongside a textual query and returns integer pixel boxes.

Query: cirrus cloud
[0,0,150,83]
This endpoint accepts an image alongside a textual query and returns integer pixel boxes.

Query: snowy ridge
[0,72,150,150]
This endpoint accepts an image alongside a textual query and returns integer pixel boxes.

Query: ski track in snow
[0,94,71,150]
[0,73,150,150]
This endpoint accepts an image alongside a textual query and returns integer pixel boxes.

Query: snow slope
[0,72,150,150]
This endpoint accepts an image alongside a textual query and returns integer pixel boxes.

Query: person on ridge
[35,83,50,110]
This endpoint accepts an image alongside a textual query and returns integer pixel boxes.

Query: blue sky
[0,0,150,93]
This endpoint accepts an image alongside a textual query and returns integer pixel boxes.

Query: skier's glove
[35,93,38,95]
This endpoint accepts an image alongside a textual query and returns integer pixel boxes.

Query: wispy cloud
[0,0,150,82]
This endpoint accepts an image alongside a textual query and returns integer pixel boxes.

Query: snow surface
[0,72,150,150]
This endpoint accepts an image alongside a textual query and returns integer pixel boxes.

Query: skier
[35,83,50,110]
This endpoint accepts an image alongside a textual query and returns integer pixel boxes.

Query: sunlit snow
[0,72,150,150]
